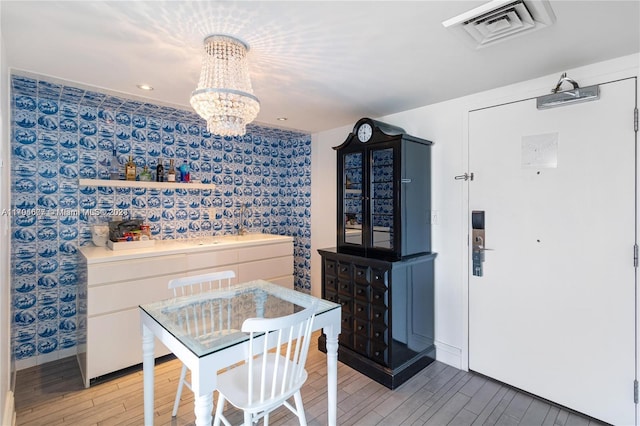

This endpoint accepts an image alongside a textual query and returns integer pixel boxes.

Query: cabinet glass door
[371,148,393,250]
[344,152,363,246]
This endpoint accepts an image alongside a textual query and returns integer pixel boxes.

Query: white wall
[1,6,16,423]
[311,53,640,370]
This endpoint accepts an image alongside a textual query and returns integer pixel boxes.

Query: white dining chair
[169,270,236,417]
[213,301,318,426]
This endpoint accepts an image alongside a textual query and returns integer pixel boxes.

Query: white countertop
[80,233,294,264]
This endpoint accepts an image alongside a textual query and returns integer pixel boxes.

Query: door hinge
[454,172,474,181]
[634,244,638,268]
[634,379,638,404]
[634,107,638,132]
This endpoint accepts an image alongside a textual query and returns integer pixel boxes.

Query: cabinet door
[369,146,396,254]
[342,151,364,247]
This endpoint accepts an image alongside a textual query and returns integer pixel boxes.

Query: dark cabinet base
[318,248,437,390]
[318,334,436,389]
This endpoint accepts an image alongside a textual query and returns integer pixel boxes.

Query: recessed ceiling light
[137,84,154,91]
[277,117,288,121]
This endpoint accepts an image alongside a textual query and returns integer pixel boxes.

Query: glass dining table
[139,279,341,426]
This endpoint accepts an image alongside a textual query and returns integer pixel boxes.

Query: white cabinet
[78,235,294,387]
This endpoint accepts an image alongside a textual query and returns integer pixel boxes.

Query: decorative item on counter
[108,219,144,242]
[139,165,153,181]
[156,158,164,182]
[125,155,137,181]
[107,219,155,250]
[180,160,190,183]
[167,159,176,182]
[109,149,121,180]
[91,224,109,246]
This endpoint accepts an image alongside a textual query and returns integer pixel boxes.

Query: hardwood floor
[15,333,607,426]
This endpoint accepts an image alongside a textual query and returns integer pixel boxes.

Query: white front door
[468,77,637,425]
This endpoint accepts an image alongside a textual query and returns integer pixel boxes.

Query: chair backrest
[168,270,236,340]
[241,301,318,408]
[168,270,235,297]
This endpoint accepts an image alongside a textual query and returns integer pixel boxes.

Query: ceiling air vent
[442,0,556,49]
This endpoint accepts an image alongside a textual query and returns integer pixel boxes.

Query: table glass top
[140,280,339,357]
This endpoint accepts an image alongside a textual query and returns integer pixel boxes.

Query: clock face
[357,123,373,142]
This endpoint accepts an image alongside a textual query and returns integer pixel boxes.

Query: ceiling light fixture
[137,84,154,91]
[190,35,260,137]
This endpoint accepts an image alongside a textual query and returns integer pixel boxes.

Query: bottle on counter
[179,160,190,183]
[156,158,164,182]
[125,155,137,181]
[139,165,152,181]
[109,149,121,180]
[167,159,176,182]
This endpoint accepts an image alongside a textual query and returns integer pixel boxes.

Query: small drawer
[371,341,389,366]
[338,280,352,296]
[354,301,369,320]
[324,276,338,293]
[324,259,337,276]
[354,284,369,302]
[337,295,353,316]
[341,314,353,332]
[354,265,369,285]
[371,268,389,288]
[324,288,338,303]
[354,319,369,337]
[339,331,354,349]
[354,335,369,356]
[338,263,351,279]
[371,287,387,306]
[371,305,387,325]
[371,323,388,343]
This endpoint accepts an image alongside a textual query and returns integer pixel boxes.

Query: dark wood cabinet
[336,117,433,261]
[319,118,436,389]
[318,248,436,389]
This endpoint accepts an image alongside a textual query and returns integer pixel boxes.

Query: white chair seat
[216,353,308,413]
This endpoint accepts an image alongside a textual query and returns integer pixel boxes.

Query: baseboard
[3,390,15,426]
[435,340,463,370]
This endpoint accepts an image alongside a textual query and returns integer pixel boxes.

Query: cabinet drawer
[88,254,187,285]
[339,331,354,349]
[354,301,369,320]
[353,265,369,285]
[341,313,353,333]
[354,335,369,357]
[371,305,387,325]
[354,319,369,337]
[354,283,369,302]
[238,241,293,263]
[324,288,338,303]
[238,255,293,282]
[337,295,353,316]
[337,263,351,279]
[88,274,180,315]
[324,259,337,277]
[371,323,388,343]
[371,268,389,288]
[371,341,389,366]
[187,249,238,271]
[371,287,387,306]
[337,280,352,296]
[324,276,338,293]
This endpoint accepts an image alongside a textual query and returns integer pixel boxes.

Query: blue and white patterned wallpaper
[9,74,312,364]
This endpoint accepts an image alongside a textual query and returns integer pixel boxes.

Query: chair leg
[293,391,307,426]
[171,363,189,417]
[243,411,252,426]
[213,393,225,426]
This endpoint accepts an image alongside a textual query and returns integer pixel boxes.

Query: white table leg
[194,393,214,426]
[142,324,155,426]
[324,325,339,426]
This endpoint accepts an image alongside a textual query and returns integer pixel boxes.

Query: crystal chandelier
[190,35,260,137]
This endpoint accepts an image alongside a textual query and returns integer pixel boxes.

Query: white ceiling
[2,1,639,134]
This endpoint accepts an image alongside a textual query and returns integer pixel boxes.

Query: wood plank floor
[15,333,607,426]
